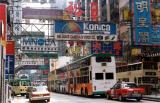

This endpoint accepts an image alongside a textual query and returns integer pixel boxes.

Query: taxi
[106,82,145,101]
[29,86,50,103]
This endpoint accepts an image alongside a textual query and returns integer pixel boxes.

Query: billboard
[65,41,90,57]
[55,20,83,33]
[91,41,123,56]
[132,0,160,45]
[55,20,117,41]
[0,4,7,47]
[20,37,58,52]
[22,8,63,19]
[55,20,117,35]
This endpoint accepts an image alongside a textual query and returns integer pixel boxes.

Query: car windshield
[33,86,48,92]
[123,83,138,88]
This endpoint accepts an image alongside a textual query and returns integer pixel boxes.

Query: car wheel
[30,100,34,103]
[136,98,141,102]
[47,99,50,102]
[118,95,124,101]
[106,94,111,100]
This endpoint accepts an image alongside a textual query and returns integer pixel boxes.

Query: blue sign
[83,22,117,34]
[21,38,56,46]
[5,55,15,79]
[91,41,123,56]
[133,0,160,45]
[55,20,83,33]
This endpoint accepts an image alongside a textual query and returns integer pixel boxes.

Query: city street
[12,92,159,103]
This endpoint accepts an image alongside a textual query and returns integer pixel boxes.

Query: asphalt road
[12,92,159,103]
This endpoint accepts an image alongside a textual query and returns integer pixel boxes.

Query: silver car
[29,86,50,103]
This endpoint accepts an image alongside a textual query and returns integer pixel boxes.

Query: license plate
[132,93,141,97]
[134,91,138,93]
[39,94,43,97]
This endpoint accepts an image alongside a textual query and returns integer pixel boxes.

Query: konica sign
[83,22,117,34]
[54,20,117,35]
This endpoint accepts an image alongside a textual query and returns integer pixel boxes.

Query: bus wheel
[64,89,66,94]
[106,93,111,100]
[81,88,84,96]
[71,89,73,95]
[21,93,25,96]
[85,88,88,97]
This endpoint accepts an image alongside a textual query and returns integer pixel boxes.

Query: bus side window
[90,71,92,80]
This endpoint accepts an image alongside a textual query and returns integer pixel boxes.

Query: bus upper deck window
[96,56,111,62]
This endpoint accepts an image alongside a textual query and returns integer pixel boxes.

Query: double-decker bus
[116,61,158,94]
[10,74,31,96]
[48,53,116,96]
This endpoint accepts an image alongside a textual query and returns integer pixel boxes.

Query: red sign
[0,4,7,47]
[65,1,84,18]
[90,1,98,21]
[6,41,15,55]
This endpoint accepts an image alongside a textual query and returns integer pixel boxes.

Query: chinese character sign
[65,1,84,18]
[133,0,160,45]
[91,41,123,56]
[90,1,98,21]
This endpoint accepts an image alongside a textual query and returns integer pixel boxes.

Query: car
[106,82,145,101]
[29,86,50,103]
[26,86,33,99]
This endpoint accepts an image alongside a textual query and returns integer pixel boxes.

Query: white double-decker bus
[48,53,116,97]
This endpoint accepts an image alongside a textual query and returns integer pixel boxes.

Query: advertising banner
[20,37,58,52]
[133,0,160,45]
[91,41,123,56]
[90,1,98,21]
[55,20,83,33]
[55,20,117,35]
[0,4,7,47]
[22,8,63,19]
[55,33,117,41]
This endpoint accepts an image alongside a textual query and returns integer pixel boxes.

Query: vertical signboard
[6,41,15,55]
[90,1,98,21]
[133,0,160,45]
[0,4,7,47]
[110,0,119,23]
[5,41,15,79]
[5,55,15,79]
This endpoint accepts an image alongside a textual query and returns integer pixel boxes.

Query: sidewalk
[143,94,160,102]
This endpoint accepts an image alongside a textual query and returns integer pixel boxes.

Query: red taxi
[106,82,145,101]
